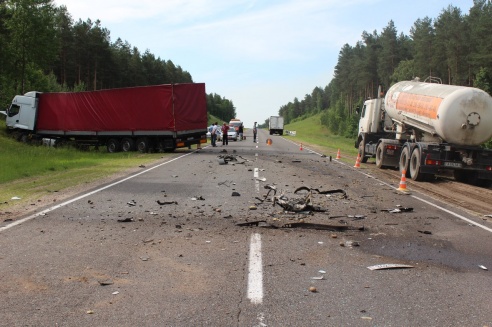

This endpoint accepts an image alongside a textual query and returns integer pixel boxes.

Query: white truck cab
[4,92,40,131]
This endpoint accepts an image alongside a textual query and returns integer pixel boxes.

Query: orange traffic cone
[336,149,341,159]
[397,169,409,192]
[300,143,303,151]
[267,139,272,145]
[354,153,361,168]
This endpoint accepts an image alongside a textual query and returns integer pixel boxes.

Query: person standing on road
[238,124,244,141]
[221,122,230,146]
[211,122,218,147]
[253,122,257,142]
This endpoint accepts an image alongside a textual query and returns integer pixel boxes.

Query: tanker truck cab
[5,92,39,132]
[356,90,400,165]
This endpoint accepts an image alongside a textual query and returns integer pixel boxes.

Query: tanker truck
[1,83,208,152]
[355,79,492,186]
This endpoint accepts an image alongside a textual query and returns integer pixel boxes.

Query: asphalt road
[1,129,491,327]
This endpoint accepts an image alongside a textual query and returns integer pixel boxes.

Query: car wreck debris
[217,154,249,165]
[367,264,414,270]
[117,218,134,222]
[283,222,364,231]
[270,186,347,212]
[156,200,178,205]
[381,207,413,213]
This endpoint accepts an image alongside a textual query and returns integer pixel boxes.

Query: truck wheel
[136,138,149,153]
[409,148,432,181]
[358,139,368,163]
[107,138,121,153]
[121,138,135,152]
[375,143,385,168]
[399,146,410,176]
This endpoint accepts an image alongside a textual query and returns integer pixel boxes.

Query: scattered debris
[112,291,119,295]
[311,276,324,280]
[484,214,492,218]
[308,286,317,293]
[282,222,364,231]
[11,196,21,200]
[292,160,301,163]
[191,196,205,201]
[249,205,257,210]
[418,230,432,235]
[381,207,413,213]
[340,241,360,247]
[86,310,94,314]
[117,218,133,223]
[139,165,146,168]
[98,280,114,286]
[140,256,150,261]
[156,200,178,205]
[232,192,240,196]
[236,220,267,227]
[256,177,267,182]
[367,264,414,270]
[127,200,137,206]
[478,265,488,270]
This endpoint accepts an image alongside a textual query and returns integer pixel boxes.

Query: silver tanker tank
[384,81,492,146]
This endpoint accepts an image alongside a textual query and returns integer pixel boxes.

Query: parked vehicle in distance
[229,118,242,132]
[227,127,238,141]
[269,116,284,135]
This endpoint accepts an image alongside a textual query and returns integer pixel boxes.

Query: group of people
[208,121,256,147]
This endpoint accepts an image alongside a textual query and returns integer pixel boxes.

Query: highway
[1,128,491,326]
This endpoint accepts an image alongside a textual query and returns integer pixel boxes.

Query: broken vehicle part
[156,200,178,205]
[282,222,364,231]
[367,264,414,270]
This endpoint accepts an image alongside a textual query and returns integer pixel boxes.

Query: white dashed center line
[247,233,263,304]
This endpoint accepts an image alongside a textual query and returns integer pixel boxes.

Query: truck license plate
[386,149,394,155]
[443,162,462,168]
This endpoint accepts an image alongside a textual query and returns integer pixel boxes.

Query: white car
[227,127,238,141]
[206,130,222,141]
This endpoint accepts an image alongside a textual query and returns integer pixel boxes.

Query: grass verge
[281,113,358,160]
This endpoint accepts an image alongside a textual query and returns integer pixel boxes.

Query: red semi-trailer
[2,83,208,152]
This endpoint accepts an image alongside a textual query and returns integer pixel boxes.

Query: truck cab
[5,92,39,132]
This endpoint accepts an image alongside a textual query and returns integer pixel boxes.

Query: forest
[276,0,492,140]
[0,0,236,121]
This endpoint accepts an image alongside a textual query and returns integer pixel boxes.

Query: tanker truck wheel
[375,143,385,168]
[358,139,368,163]
[399,146,410,176]
[107,138,121,153]
[409,148,433,181]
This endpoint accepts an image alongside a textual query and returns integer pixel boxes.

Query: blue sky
[54,0,474,128]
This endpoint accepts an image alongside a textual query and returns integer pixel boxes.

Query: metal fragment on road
[367,264,414,270]
[478,265,488,270]
[156,200,178,205]
[381,207,413,213]
[117,218,133,223]
[283,222,364,231]
[98,280,114,286]
[311,276,325,280]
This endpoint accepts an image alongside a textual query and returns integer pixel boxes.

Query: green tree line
[0,0,234,121]
[278,0,492,139]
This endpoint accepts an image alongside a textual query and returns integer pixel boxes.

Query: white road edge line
[282,138,492,233]
[247,233,263,304]
[0,151,198,233]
